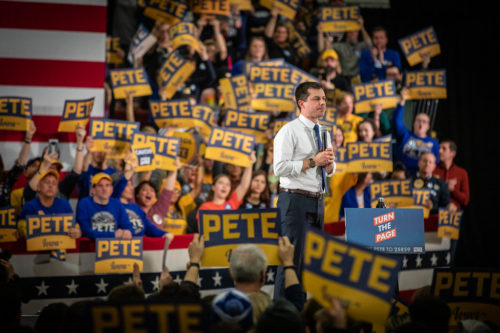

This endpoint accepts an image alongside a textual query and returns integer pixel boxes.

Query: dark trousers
[273,192,324,299]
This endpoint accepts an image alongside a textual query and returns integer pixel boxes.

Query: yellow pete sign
[260,0,299,20]
[219,75,251,112]
[106,36,122,64]
[205,127,255,167]
[370,180,414,208]
[303,227,400,331]
[438,209,463,239]
[169,21,201,53]
[411,188,431,219]
[320,6,361,33]
[199,209,281,266]
[335,147,348,173]
[224,109,270,143]
[353,80,398,113]
[58,97,94,132]
[346,142,393,173]
[283,21,311,58]
[89,119,140,158]
[142,0,188,25]
[132,132,180,171]
[0,97,32,131]
[170,131,198,165]
[191,0,230,18]
[405,69,447,100]
[110,67,152,99]
[131,135,156,172]
[95,238,143,274]
[249,66,296,112]
[273,119,289,138]
[231,0,253,10]
[0,207,17,243]
[398,26,440,66]
[158,49,196,100]
[26,214,76,251]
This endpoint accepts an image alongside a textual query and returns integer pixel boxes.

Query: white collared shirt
[273,114,336,193]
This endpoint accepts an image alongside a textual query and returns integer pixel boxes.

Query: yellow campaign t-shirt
[337,113,363,144]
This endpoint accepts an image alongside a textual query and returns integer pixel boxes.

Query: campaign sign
[89,300,205,333]
[345,142,393,173]
[0,96,32,131]
[90,119,140,157]
[131,135,156,172]
[219,75,251,112]
[110,67,152,99]
[248,66,296,112]
[320,107,337,128]
[270,194,278,208]
[190,0,230,18]
[158,49,196,100]
[106,36,122,64]
[405,69,447,100]
[259,0,299,19]
[374,134,392,143]
[0,207,17,242]
[132,132,180,171]
[353,80,398,114]
[302,226,401,328]
[438,209,463,239]
[223,109,270,143]
[273,119,289,138]
[58,97,94,132]
[370,179,414,208]
[335,147,348,173]
[432,268,500,327]
[127,24,157,65]
[320,6,361,33]
[199,209,281,266]
[170,131,198,166]
[142,0,188,25]
[283,20,311,58]
[398,26,440,66]
[26,214,76,251]
[169,21,201,53]
[411,188,431,219]
[95,238,143,274]
[345,208,425,254]
[205,127,255,167]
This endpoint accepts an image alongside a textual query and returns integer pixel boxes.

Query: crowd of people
[0,0,481,332]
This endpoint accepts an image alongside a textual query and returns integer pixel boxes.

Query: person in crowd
[411,152,451,215]
[264,6,298,65]
[392,88,440,176]
[335,91,363,144]
[232,36,269,75]
[239,170,270,209]
[359,26,402,82]
[357,118,381,142]
[338,172,373,220]
[433,140,470,211]
[317,49,352,93]
[76,172,133,240]
[390,162,409,180]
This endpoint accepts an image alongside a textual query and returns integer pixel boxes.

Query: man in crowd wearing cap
[318,49,352,94]
[76,172,133,240]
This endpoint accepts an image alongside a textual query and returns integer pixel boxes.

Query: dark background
[361,0,498,266]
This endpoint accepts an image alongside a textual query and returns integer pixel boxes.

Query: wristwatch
[309,158,315,168]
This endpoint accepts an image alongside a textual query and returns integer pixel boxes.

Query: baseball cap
[91,172,112,186]
[39,169,60,181]
[321,49,339,60]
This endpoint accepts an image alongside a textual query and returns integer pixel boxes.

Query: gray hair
[230,244,268,283]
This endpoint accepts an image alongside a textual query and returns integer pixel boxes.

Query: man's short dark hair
[440,139,457,152]
[295,82,323,110]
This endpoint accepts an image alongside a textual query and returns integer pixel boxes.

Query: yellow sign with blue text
[0,207,17,243]
[169,21,201,53]
[405,69,447,100]
[438,209,462,239]
[205,127,255,167]
[190,0,230,18]
[132,132,180,171]
[142,0,188,25]
[199,209,281,266]
[95,238,143,274]
[0,97,32,131]
[370,180,414,208]
[411,188,431,218]
[220,75,251,112]
[26,214,76,251]
[398,26,440,67]
[346,142,393,172]
[224,109,270,143]
[259,0,299,20]
[58,97,94,132]
[158,49,196,100]
[90,119,140,158]
[303,227,400,329]
[106,36,122,64]
[131,135,156,172]
[353,80,398,113]
[110,67,152,99]
[320,6,361,33]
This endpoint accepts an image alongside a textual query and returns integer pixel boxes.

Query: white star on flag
[36,281,49,296]
[174,275,183,285]
[267,270,275,282]
[151,275,160,291]
[124,277,133,285]
[197,276,203,287]
[66,279,79,295]
[430,253,438,266]
[415,255,423,268]
[402,256,408,268]
[96,278,109,294]
[212,272,222,287]
[445,252,451,265]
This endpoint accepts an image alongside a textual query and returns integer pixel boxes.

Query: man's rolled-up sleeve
[273,127,303,177]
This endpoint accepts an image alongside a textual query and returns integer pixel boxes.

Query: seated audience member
[339,173,373,220]
[392,88,439,176]
[18,169,81,240]
[359,26,401,82]
[433,140,470,210]
[76,172,133,240]
[335,91,363,144]
[239,170,270,209]
[411,152,451,214]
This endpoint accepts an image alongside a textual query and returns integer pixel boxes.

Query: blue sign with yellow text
[320,6,361,32]
[26,214,76,251]
[90,118,140,157]
[95,238,143,274]
[110,67,152,99]
[345,142,393,172]
[405,69,447,100]
[142,0,188,25]
[224,109,270,143]
[219,75,251,112]
[58,97,94,132]
[158,49,196,100]
[398,26,440,66]
[437,209,463,239]
[0,96,32,131]
[205,127,255,167]
[370,179,414,208]
[353,80,398,113]
[0,207,17,242]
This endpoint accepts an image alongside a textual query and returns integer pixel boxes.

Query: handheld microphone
[320,126,328,151]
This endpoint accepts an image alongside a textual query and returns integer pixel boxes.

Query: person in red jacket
[433,140,470,210]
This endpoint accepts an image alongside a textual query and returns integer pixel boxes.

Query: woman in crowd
[357,118,381,143]
[339,172,373,221]
[335,92,363,144]
[239,170,270,209]
[232,36,269,75]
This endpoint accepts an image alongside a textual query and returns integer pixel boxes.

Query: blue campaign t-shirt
[124,202,166,238]
[20,197,73,219]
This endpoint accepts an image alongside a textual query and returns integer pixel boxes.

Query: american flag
[0,0,107,170]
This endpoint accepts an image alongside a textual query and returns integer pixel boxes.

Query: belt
[280,187,323,199]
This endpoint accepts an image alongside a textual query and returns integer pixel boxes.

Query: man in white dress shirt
[273,81,336,298]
